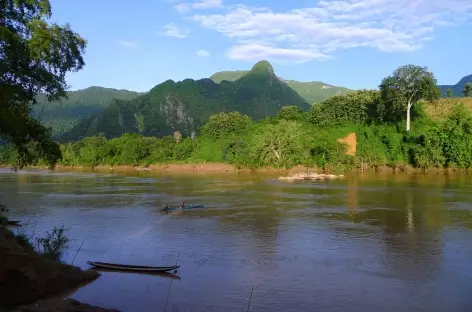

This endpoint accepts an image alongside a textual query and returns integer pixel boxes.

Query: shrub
[36,226,71,262]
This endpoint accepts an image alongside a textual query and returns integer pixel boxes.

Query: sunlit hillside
[423,97,472,121]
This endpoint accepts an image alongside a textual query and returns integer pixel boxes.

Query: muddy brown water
[1,168,472,312]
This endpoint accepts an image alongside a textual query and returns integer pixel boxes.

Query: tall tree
[463,83,472,97]
[379,65,439,131]
[446,88,453,97]
[0,0,87,169]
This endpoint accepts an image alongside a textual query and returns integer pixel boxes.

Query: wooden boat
[6,220,21,226]
[86,261,180,273]
[88,266,181,280]
[161,204,204,212]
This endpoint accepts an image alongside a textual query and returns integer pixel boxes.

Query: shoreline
[2,162,470,177]
[0,228,109,311]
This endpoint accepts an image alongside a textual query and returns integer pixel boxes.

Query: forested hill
[61,61,310,141]
[33,87,141,138]
[210,70,351,104]
[438,74,472,97]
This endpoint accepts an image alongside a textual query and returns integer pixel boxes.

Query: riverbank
[0,228,116,311]
[29,163,472,176]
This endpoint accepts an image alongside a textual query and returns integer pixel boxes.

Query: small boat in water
[161,202,204,212]
[6,220,21,226]
[86,261,180,273]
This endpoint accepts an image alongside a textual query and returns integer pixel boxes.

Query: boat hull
[86,261,180,273]
[161,204,204,212]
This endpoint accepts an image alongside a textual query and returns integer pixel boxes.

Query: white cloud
[196,49,211,57]
[117,40,139,48]
[183,0,472,63]
[173,3,191,13]
[172,0,223,13]
[192,0,222,10]
[227,44,328,63]
[159,23,190,38]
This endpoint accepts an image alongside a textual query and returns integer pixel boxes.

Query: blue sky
[50,0,472,92]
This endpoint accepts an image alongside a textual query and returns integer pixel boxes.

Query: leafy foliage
[35,226,71,262]
[308,90,380,126]
[463,83,472,97]
[0,0,87,169]
[379,65,440,131]
[446,88,453,97]
[201,112,253,139]
[0,204,9,225]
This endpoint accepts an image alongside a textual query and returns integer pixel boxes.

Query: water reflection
[1,169,472,312]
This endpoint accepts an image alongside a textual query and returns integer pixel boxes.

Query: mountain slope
[32,87,141,138]
[62,61,310,141]
[210,69,351,104]
[438,74,472,97]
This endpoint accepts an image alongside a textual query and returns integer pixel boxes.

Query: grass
[423,97,472,121]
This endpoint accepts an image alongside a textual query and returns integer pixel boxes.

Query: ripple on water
[2,170,472,312]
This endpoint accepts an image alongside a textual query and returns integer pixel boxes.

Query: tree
[308,90,379,126]
[173,131,182,144]
[446,88,453,97]
[278,105,305,121]
[379,65,439,131]
[250,121,306,168]
[201,112,253,139]
[0,0,87,169]
[463,83,472,97]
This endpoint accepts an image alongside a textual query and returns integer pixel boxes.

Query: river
[1,168,472,312]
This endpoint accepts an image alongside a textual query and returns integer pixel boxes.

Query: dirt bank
[0,228,109,311]
[54,163,323,174]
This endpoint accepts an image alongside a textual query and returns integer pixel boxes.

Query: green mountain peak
[251,60,275,74]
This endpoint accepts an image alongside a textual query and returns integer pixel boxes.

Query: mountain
[210,69,351,104]
[62,61,310,141]
[32,87,141,138]
[438,74,472,97]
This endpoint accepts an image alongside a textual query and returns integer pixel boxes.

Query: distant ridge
[33,87,141,138]
[438,74,472,97]
[209,67,351,104]
[61,60,310,141]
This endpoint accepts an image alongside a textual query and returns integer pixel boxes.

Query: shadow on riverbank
[0,228,117,311]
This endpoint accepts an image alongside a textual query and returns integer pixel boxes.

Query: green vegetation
[1,203,70,262]
[3,64,472,172]
[33,87,141,139]
[438,74,472,97]
[1,0,86,169]
[379,65,440,131]
[0,205,10,225]
[35,226,71,262]
[463,82,472,97]
[62,61,310,141]
[210,66,351,104]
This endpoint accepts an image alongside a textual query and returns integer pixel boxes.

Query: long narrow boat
[161,204,204,212]
[86,261,180,273]
[6,220,21,226]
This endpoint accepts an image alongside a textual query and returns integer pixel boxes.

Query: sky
[49,0,472,92]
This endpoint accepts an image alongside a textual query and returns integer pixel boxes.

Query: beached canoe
[161,204,204,212]
[86,261,180,273]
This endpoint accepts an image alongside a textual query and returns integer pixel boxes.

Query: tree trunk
[406,102,411,131]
